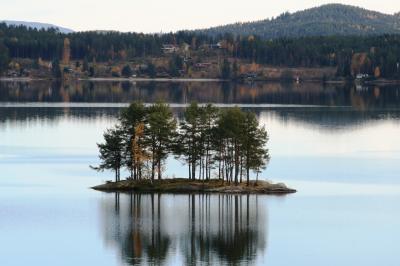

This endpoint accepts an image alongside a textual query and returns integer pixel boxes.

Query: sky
[1,0,400,33]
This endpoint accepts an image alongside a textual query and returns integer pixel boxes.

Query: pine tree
[132,122,150,180]
[241,112,270,185]
[200,104,219,180]
[221,59,231,79]
[89,66,95,77]
[176,102,203,180]
[232,61,239,80]
[0,42,9,74]
[145,102,177,180]
[92,127,124,182]
[120,102,147,180]
[51,59,62,78]
[217,107,245,184]
[147,63,157,78]
[121,64,133,77]
[83,57,89,72]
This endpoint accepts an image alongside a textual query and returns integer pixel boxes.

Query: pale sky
[1,0,400,33]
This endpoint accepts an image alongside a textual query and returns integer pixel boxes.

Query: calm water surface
[0,81,400,265]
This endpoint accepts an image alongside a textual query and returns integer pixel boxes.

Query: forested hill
[199,4,400,39]
[1,20,74,34]
[2,14,400,79]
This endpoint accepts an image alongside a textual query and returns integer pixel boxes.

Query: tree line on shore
[1,23,400,78]
[92,102,270,185]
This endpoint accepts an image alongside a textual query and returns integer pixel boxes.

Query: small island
[91,101,295,195]
[92,179,296,194]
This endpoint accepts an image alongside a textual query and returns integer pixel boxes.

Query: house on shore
[162,44,179,54]
[356,73,369,80]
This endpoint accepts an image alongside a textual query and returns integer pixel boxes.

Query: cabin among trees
[92,102,270,186]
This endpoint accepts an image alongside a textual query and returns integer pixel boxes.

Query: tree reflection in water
[100,193,267,265]
[1,80,400,109]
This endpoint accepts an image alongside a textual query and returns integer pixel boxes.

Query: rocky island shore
[92,178,296,195]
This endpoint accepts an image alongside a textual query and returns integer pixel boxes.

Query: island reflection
[100,193,268,265]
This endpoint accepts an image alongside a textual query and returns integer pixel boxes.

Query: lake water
[0,80,400,265]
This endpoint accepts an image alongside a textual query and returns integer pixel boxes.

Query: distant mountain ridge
[198,4,400,39]
[1,20,74,34]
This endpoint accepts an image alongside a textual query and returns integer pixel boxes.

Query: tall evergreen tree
[92,127,124,182]
[217,107,245,184]
[145,102,177,180]
[121,64,133,77]
[221,59,231,79]
[200,104,219,180]
[51,59,62,78]
[241,112,270,185]
[83,57,89,72]
[176,102,203,180]
[0,42,9,74]
[120,102,147,180]
[147,63,157,78]
[232,61,239,80]
[248,127,270,184]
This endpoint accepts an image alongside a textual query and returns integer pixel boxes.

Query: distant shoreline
[83,77,224,82]
[2,76,400,85]
[364,79,400,85]
[0,77,224,82]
